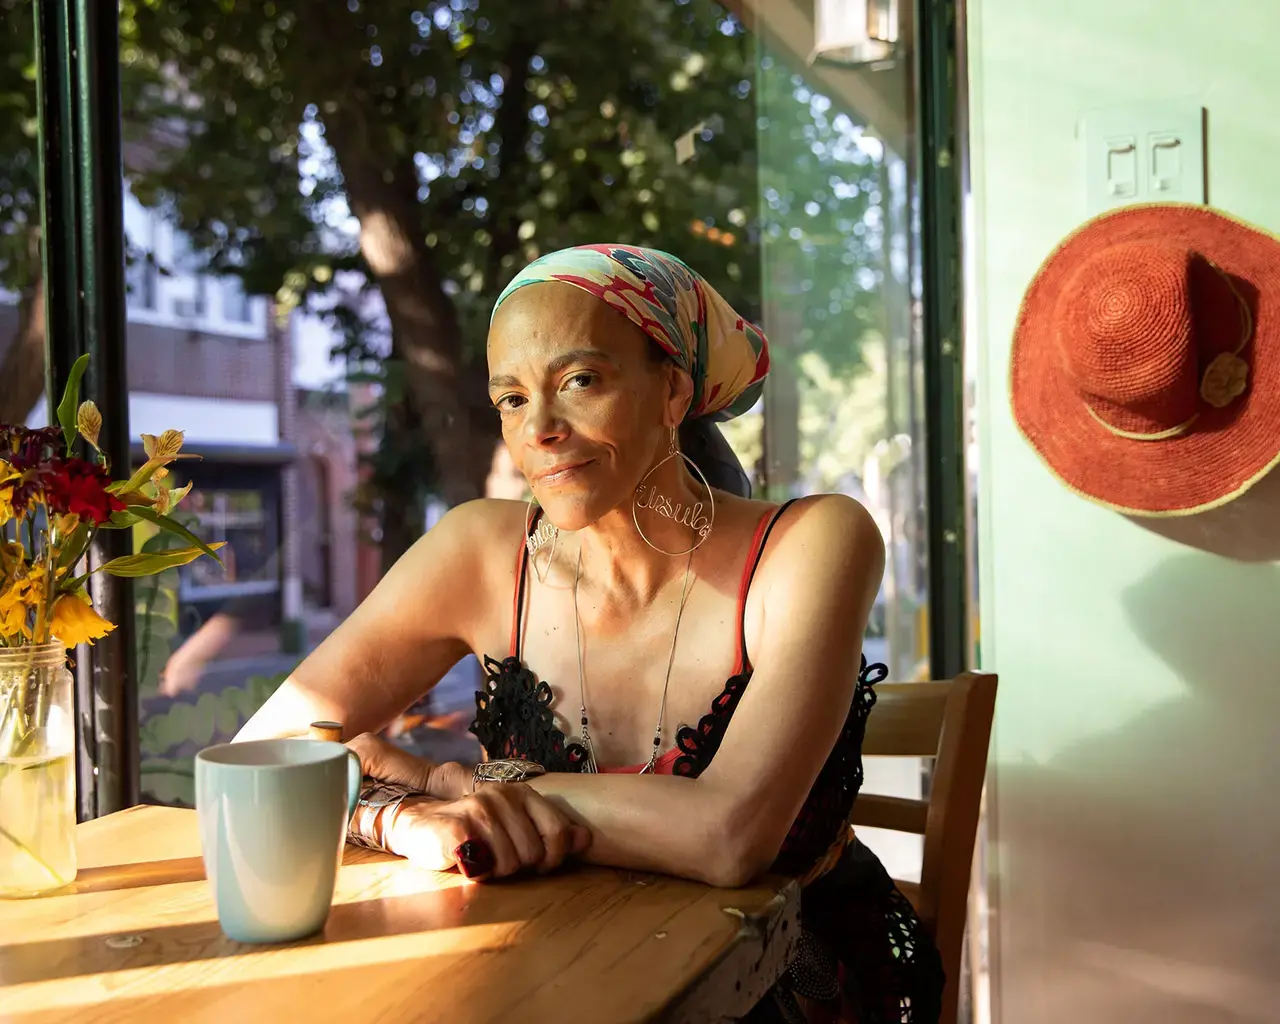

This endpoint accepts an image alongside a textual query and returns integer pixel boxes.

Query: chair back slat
[852,671,998,1024]
[860,682,950,755]
[851,793,928,834]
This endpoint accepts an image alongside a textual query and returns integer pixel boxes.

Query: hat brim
[1011,203,1280,517]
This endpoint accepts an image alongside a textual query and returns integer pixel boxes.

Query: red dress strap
[733,499,798,675]
[509,510,536,659]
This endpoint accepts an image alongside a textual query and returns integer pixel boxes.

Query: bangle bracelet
[473,759,547,786]
[346,777,424,851]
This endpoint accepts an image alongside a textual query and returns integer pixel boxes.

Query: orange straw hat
[1010,204,1280,516]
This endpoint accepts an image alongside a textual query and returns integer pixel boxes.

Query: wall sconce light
[811,0,900,67]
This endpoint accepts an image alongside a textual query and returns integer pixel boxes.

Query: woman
[238,245,943,1022]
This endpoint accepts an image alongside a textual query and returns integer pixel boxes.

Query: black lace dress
[471,502,945,1023]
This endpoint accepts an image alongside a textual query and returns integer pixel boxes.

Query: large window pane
[744,32,928,882]
[109,1,926,855]
[0,0,44,429]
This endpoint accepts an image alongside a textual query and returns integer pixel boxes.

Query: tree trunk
[377,387,427,576]
[0,258,46,426]
[324,115,499,566]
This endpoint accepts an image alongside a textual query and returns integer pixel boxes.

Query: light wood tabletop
[0,805,800,1023]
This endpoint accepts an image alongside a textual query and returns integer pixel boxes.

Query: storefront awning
[129,441,298,465]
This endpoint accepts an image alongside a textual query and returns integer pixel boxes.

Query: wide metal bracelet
[346,777,423,850]
[473,759,547,786]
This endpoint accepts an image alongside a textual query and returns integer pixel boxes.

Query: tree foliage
[0,0,38,286]
[1,0,893,560]
[0,0,44,423]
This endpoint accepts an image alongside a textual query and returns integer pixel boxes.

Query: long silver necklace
[572,543,695,774]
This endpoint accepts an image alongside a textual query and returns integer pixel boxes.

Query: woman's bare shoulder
[377,499,528,592]
[759,493,885,586]
[438,497,530,538]
[716,491,879,544]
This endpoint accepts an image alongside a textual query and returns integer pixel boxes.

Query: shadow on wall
[995,553,1280,1024]
[1126,463,1280,561]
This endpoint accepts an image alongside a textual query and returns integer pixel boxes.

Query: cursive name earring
[525,497,559,583]
[632,426,715,556]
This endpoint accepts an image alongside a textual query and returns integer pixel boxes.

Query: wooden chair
[851,671,998,1024]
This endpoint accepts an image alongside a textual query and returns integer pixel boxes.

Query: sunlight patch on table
[2,921,521,1015]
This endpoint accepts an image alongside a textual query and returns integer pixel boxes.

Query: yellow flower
[77,401,103,450]
[0,573,41,640]
[0,459,15,528]
[142,429,185,460]
[50,592,116,648]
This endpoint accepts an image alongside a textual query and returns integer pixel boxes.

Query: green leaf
[139,756,195,779]
[142,530,183,554]
[111,458,166,497]
[214,701,242,738]
[140,702,192,756]
[58,572,90,594]
[135,584,178,619]
[139,758,195,807]
[136,611,178,642]
[102,509,142,529]
[55,354,90,453]
[125,505,224,565]
[56,521,92,569]
[98,544,223,577]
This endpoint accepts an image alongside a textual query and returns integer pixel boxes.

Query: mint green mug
[195,739,361,944]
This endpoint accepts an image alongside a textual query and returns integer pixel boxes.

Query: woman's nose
[524,397,569,447]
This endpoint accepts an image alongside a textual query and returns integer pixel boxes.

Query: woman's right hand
[384,783,591,881]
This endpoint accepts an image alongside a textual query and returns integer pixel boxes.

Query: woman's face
[487,282,692,530]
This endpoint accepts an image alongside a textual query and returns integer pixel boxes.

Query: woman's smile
[533,459,595,487]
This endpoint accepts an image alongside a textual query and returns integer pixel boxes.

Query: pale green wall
[968,1,1280,1021]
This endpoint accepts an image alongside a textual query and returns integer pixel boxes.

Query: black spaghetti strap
[511,511,538,660]
[738,498,798,669]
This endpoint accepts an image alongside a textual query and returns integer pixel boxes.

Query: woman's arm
[235,501,505,742]
[527,494,884,887]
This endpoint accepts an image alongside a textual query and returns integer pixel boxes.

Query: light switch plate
[1081,102,1206,215]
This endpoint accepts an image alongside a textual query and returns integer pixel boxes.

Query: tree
[1,0,893,566]
[114,0,766,562]
[0,0,43,425]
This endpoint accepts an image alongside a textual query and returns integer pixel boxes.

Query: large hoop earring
[631,426,715,556]
[525,497,558,583]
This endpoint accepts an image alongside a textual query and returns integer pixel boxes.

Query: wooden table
[0,806,800,1023]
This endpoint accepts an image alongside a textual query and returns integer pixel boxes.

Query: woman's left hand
[346,731,473,799]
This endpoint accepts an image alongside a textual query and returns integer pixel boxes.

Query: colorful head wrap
[492,244,770,421]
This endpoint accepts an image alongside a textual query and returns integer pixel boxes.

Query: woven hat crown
[1055,242,1240,436]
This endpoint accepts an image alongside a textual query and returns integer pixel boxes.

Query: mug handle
[344,749,362,819]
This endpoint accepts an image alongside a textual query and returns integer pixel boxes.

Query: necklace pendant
[579,707,599,774]
[640,729,662,774]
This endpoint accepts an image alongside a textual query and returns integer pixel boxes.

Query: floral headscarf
[492,244,770,421]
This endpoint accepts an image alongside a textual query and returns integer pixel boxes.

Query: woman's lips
[536,460,592,486]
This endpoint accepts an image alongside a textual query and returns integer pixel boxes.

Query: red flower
[43,458,124,525]
[1,424,62,465]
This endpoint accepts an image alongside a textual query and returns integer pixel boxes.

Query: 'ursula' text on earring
[526,517,557,555]
[634,485,712,539]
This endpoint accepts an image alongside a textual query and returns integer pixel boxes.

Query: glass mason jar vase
[0,643,77,897]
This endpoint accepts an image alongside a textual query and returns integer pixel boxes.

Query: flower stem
[0,695,18,759]
[11,644,36,745]
[0,820,65,888]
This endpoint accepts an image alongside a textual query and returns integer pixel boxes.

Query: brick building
[0,189,368,674]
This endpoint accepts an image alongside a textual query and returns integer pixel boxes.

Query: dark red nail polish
[455,839,495,879]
